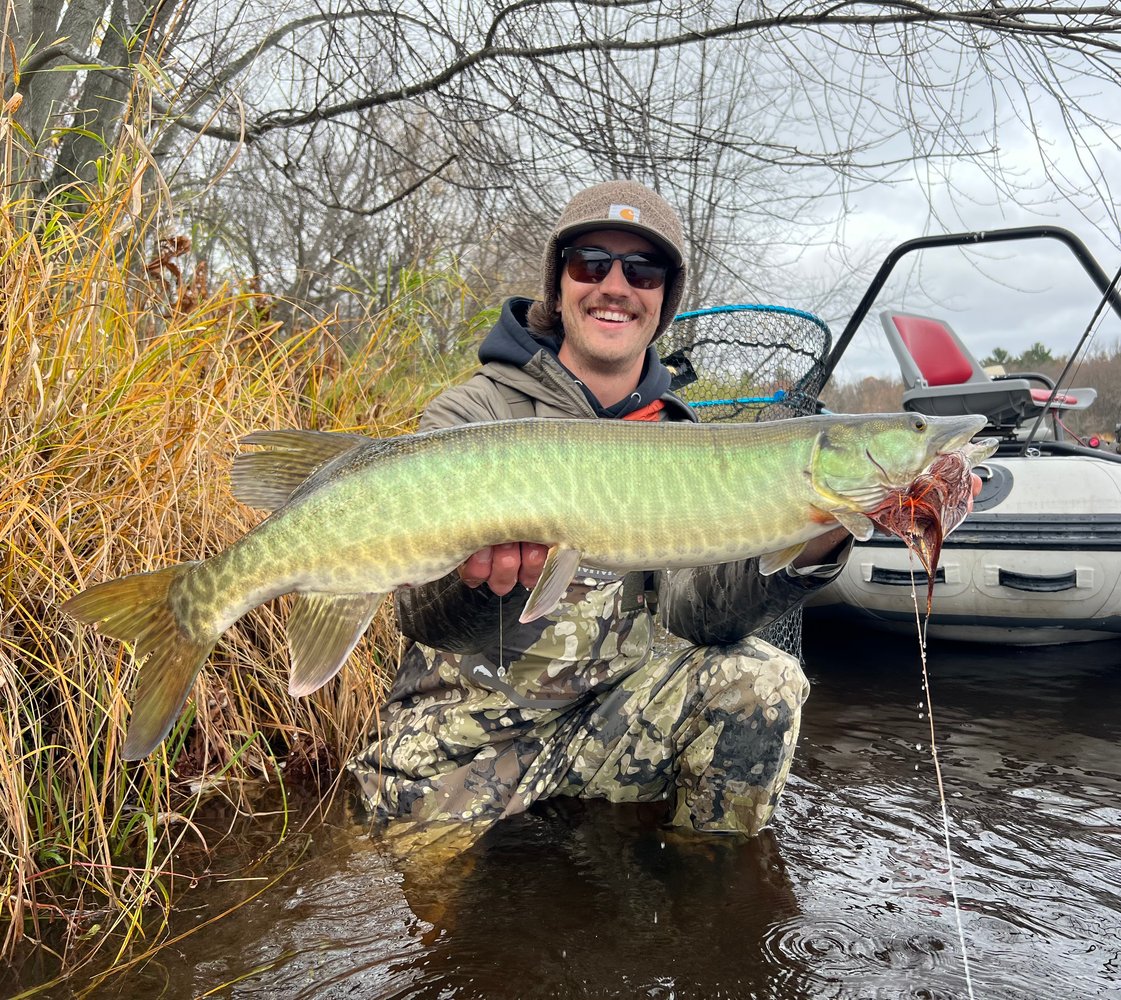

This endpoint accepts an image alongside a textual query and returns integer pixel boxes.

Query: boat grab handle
[997,568,1077,593]
[869,566,946,587]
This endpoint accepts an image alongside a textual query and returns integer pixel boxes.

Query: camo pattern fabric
[348,575,810,853]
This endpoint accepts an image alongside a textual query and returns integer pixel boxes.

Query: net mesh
[659,305,833,660]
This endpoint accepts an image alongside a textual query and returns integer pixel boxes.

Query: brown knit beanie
[526,180,688,342]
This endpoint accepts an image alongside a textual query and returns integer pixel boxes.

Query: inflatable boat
[805,227,1121,644]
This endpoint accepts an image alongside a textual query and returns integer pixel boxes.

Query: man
[348,180,853,852]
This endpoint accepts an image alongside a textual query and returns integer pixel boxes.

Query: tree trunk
[49,0,178,190]
[9,0,104,191]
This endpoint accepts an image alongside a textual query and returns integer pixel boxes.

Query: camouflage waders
[349,579,810,853]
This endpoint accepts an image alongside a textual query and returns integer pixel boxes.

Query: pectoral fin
[832,510,876,542]
[520,545,583,623]
[287,591,386,696]
[758,543,808,576]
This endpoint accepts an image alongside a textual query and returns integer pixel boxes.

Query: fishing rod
[1020,254,1121,454]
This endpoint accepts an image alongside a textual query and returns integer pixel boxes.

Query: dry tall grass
[0,145,483,979]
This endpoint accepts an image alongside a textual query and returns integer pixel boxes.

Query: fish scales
[225,418,815,592]
[62,412,987,758]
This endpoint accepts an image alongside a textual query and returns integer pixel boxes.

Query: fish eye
[909,415,927,432]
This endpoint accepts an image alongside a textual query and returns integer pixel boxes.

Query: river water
[13,629,1121,999]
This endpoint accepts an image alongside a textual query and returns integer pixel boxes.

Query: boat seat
[880,312,1097,433]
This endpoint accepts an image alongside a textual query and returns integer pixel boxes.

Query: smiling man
[554,230,666,400]
[349,180,853,852]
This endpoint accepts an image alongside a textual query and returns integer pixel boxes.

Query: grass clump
[0,146,485,980]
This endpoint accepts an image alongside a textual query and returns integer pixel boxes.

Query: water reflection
[782,629,1121,999]
[13,631,1121,998]
[389,806,804,1000]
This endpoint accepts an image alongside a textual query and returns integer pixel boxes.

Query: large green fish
[63,412,986,759]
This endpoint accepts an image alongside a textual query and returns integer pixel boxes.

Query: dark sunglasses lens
[621,256,667,289]
[564,248,668,289]
[565,248,612,283]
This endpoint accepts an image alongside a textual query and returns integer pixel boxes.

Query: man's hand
[459,542,550,596]
[966,471,982,512]
[791,527,850,568]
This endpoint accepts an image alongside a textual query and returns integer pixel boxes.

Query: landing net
[660,304,833,660]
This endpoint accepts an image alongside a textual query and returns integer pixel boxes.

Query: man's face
[556,229,666,379]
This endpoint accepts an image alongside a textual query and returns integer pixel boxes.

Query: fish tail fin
[62,563,218,760]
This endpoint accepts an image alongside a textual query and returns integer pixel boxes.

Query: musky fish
[62,412,987,759]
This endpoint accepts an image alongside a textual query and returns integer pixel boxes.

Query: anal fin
[758,543,808,576]
[520,544,582,623]
[288,591,386,696]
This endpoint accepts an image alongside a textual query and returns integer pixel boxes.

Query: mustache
[584,297,646,316]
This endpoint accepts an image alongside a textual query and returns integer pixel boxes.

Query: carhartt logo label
[607,204,639,222]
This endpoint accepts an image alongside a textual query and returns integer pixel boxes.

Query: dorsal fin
[231,429,373,511]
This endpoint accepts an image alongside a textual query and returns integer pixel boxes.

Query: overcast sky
[769,38,1121,386]
[812,184,1121,384]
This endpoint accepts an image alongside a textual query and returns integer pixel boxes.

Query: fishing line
[908,565,976,1000]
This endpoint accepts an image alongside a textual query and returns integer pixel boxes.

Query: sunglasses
[560,246,670,290]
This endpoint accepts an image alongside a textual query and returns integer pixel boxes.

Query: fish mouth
[927,413,988,457]
[961,436,1000,464]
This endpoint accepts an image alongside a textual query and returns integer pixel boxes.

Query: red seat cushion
[894,317,975,386]
[1030,389,1078,406]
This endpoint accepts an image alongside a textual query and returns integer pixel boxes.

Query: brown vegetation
[0,147,484,985]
